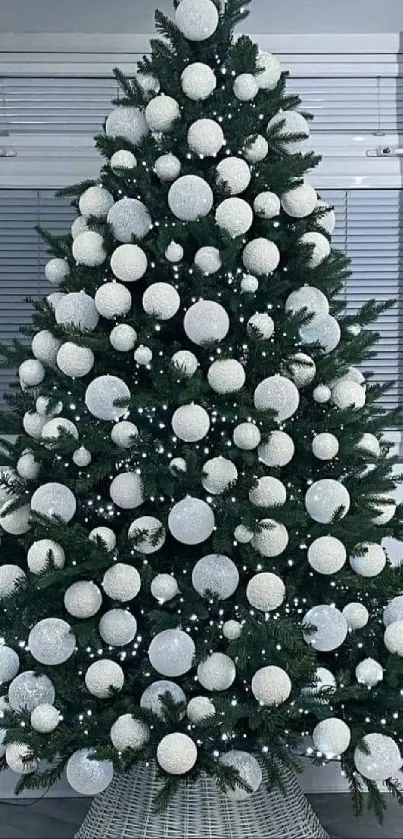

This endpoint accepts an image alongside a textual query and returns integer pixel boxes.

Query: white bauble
[149,629,195,678]
[27,540,65,574]
[357,433,381,457]
[17,451,40,481]
[45,257,69,285]
[312,433,339,460]
[176,0,219,41]
[343,602,369,630]
[234,73,259,101]
[128,515,165,554]
[47,291,65,310]
[304,667,336,695]
[145,95,180,132]
[188,118,225,158]
[157,732,197,775]
[308,536,346,575]
[305,480,350,524]
[111,244,147,282]
[350,543,386,578]
[207,359,245,394]
[169,457,187,476]
[300,315,340,354]
[355,658,383,687]
[110,324,137,352]
[19,359,44,387]
[110,472,143,510]
[243,135,268,163]
[223,619,243,640]
[55,291,99,332]
[85,375,130,421]
[219,751,263,801]
[243,238,280,276]
[105,107,148,145]
[195,246,221,275]
[89,527,116,552]
[192,554,239,600]
[197,653,236,691]
[253,191,280,219]
[32,330,61,365]
[354,734,402,782]
[256,51,281,90]
[165,241,184,263]
[172,350,198,377]
[72,231,106,267]
[151,574,179,603]
[216,157,251,196]
[110,715,149,751]
[287,353,316,387]
[8,671,55,712]
[154,153,181,182]
[252,519,289,558]
[168,496,214,545]
[181,62,216,100]
[85,660,124,698]
[42,416,78,443]
[102,563,141,602]
[107,198,151,243]
[313,718,351,758]
[6,743,37,775]
[0,647,19,683]
[258,431,295,467]
[313,385,331,404]
[71,216,88,239]
[384,620,403,655]
[268,111,310,150]
[241,274,259,293]
[303,605,348,652]
[99,609,137,647]
[248,313,275,340]
[31,703,60,733]
[67,749,113,796]
[234,525,253,544]
[332,380,366,410]
[187,696,215,724]
[298,232,331,267]
[140,680,186,718]
[247,572,285,612]
[254,375,299,421]
[371,494,396,525]
[202,457,238,494]
[110,150,137,171]
[281,183,317,218]
[168,176,213,221]
[316,200,336,235]
[36,396,62,419]
[136,73,160,97]
[31,482,76,523]
[111,421,138,449]
[249,476,286,507]
[0,565,25,600]
[0,500,30,535]
[28,618,76,665]
[285,285,329,317]
[251,665,291,706]
[64,581,102,619]
[57,342,94,378]
[143,282,180,320]
[384,596,403,627]
[79,186,114,219]
[71,444,91,466]
[233,422,261,450]
[172,404,210,442]
[134,345,152,366]
[184,300,229,345]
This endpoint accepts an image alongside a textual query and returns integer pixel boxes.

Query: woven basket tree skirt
[75,760,329,839]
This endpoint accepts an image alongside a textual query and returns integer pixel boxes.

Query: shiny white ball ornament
[31,703,60,733]
[192,554,239,600]
[99,610,137,647]
[172,350,198,377]
[172,404,210,442]
[234,73,259,101]
[281,182,317,218]
[19,359,44,387]
[252,519,289,558]
[175,0,219,41]
[28,618,76,665]
[384,596,403,627]
[67,749,113,796]
[106,107,148,145]
[316,200,336,234]
[216,157,250,196]
[287,352,316,387]
[253,191,280,219]
[168,496,215,545]
[233,422,261,450]
[64,581,102,619]
[252,665,291,706]
[197,653,236,691]
[313,385,331,403]
[107,198,151,243]
[55,291,99,332]
[95,283,132,319]
[110,472,143,510]
[111,244,147,283]
[0,500,30,535]
[268,111,310,150]
[89,527,116,552]
[243,135,268,163]
[79,186,114,219]
[241,274,259,293]
[143,282,180,320]
[27,540,65,574]
[0,565,25,600]
[8,671,55,712]
[355,658,383,687]
[302,667,336,695]
[41,416,78,443]
[17,451,40,480]
[254,375,299,421]
[187,696,215,723]
[350,543,386,578]
[102,563,141,602]
[219,751,263,801]
[194,246,221,275]
[149,629,195,678]
[298,232,331,267]
[303,605,348,652]
[145,95,180,132]
[6,743,37,775]
[300,314,340,354]
[110,715,149,751]
[128,515,165,554]
[308,535,346,575]
[207,359,245,394]
[184,300,229,345]
[256,52,281,90]
[188,118,225,158]
[384,620,403,655]
[165,241,184,263]
[111,421,138,449]
[181,62,216,100]
[110,150,137,170]
[134,345,152,366]
[249,476,286,507]
[285,285,329,317]
[110,324,137,352]
[151,574,179,603]
[223,620,243,640]
[85,659,124,698]
[356,433,381,457]
[0,647,19,683]
[354,734,402,782]
[85,375,130,421]
[71,217,88,239]
[57,342,94,378]
[313,718,351,758]
[243,238,280,275]
[332,380,366,410]
[371,494,396,525]
[343,603,369,630]
[202,457,237,494]
[234,525,253,544]
[258,431,295,467]
[72,231,106,267]
[312,433,339,460]
[154,153,181,182]
[168,175,213,221]
[31,482,76,523]
[140,681,186,718]
[305,480,350,524]
[137,74,160,97]
[45,258,69,285]
[247,572,285,612]
[157,732,197,775]
[31,330,61,365]
[248,313,275,340]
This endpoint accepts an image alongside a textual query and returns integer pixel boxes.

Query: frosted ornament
[312,433,339,460]
[172,350,198,377]
[42,416,78,442]
[31,703,60,734]
[165,241,184,263]
[197,653,236,691]
[99,609,137,647]
[55,291,99,333]
[207,359,245,394]
[233,73,259,101]
[111,421,138,448]
[343,602,369,630]
[17,451,40,480]
[316,200,336,235]
[72,231,106,267]
[169,458,187,475]
[110,324,137,352]
[305,480,350,524]
[31,482,76,523]
[234,525,253,544]
[268,111,310,150]
[253,191,280,219]
[304,667,336,695]
[102,563,141,602]
[254,375,299,421]
[110,715,149,751]
[355,658,383,687]
[134,345,152,366]
[384,620,403,655]
[8,671,55,712]
[154,153,181,182]
[313,385,331,404]
[45,257,69,285]
[176,0,219,41]
[195,246,221,275]
[89,527,116,552]
[249,476,286,507]
[149,629,195,678]
[111,244,147,282]
[184,300,229,345]
[223,619,243,640]
[0,647,19,683]
[85,660,124,698]
[247,313,275,341]
[107,198,151,243]
[64,581,102,619]
[19,359,44,387]
[233,422,261,450]
[67,750,113,796]
[181,62,216,101]
[79,186,114,219]
[300,314,340,354]
[27,540,65,574]
[243,238,280,276]
[110,150,137,171]
[356,433,381,457]
[0,565,25,599]
[281,183,317,218]
[47,292,65,310]
[192,554,239,600]
[157,732,197,775]
[57,342,94,378]
[252,665,291,706]
[371,494,396,525]
[168,496,214,545]
[71,216,88,239]
[384,596,403,627]
[252,519,289,558]
[332,380,366,410]
[243,135,268,163]
[187,696,215,723]
[151,574,179,603]
[287,353,316,388]
[308,536,346,575]
[6,743,37,775]
[28,618,76,665]
[354,734,402,782]
[219,752,263,801]
[128,515,165,554]
[258,431,295,467]
[350,543,386,578]
[137,73,160,97]
[256,52,281,90]
[0,500,30,535]
[110,472,143,509]
[247,572,285,612]
[140,680,186,718]
[36,396,62,418]
[241,274,259,293]
[285,286,329,317]
[172,404,210,442]
[313,718,351,758]
[106,107,148,145]
[202,457,237,495]
[303,605,348,652]
[145,95,180,132]
[188,118,225,158]
[216,157,250,196]
[298,232,331,268]
[143,282,180,320]
[32,330,61,365]
[85,375,130,421]
[168,175,213,222]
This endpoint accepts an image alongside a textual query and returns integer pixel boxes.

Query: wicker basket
[75,760,329,838]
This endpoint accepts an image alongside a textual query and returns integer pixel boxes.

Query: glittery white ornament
[184,300,229,345]
[6,743,37,774]
[252,665,291,706]
[102,563,141,602]
[128,515,165,554]
[72,231,106,267]
[146,95,180,132]
[384,620,403,655]
[356,433,381,457]
[27,540,65,574]
[371,494,396,525]
[108,198,151,243]
[219,751,263,801]
[172,350,198,377]
[17,451,40,480]
[252,519,289,558]
[143,282,180,320]
[303,667,336,695]
[95,283,132,319]
[31,330,61,366]
[308,536,346,575]
[243,135,268,163]
[64,581,102,619]
[110,472,143,510]
[89,527,116,552]
[243,238,280,276]
[233,422,261,450]
[216,157,251,196]
[188,118,225,157]
[0,500,30,535]
[99,609,137,647]
[305,480,350,524]
[234,525,253,544]
[241,274,259,293]
[169,496,214,545]
[42,417,78,444]
[0,647,19,683]
[350,543,386,577]
[207,359,245,394]
[134,345,152,365]
[253,192,280,221]
[303,605,348,651]
[194,246,221,275]
[343,602,369,630]
[111,421,138,448]
[111,244,147,283]
[258,431,295,467]
[157,732,197,775]
[316,200,336,234]
[110,150,137,171]
[168,175,213,221]
[187,696,215,723]
[31,703,60,733]
[384,596,403,627]
[45,258,69,285]
[313,385,331,403]
[332,380,366,410]
[57,342,94,378]
[268,111,310,150]
[19,359,44,387]
[202,457,238,494]
[234,73,259,101]
[110,324,137,352]
[165,241,184,262]
[248,313,275,340]
[85,375,130,421]
[300,315,340,354]
[79,186,114,219]
[169,458,187,475]
[298,232,331,267]
[55,291,99,333]
[110,715,149,751]
[29,618,76,665]
[256,52,281,90]
[47,291,65,310]
[31,482,76,523]
[0,565,25,599]
[285,286,329,317]
[354,734,402,781]
[8,671,55,712]
[36,397,62,419]
[247,572,285,611]
[254,375,299,421]
[249,476,286,508]
[181,62,216,100]
[149,629,195,678]
[176,0,219,41]
[67,749,113,795]
[154,153,181,182]
[172,404,210,442]
[71,216,88,239]
[137,73,160,97]
[281,182,317,219]
[192,554,239,600]
[197,653,235,691]
[355,658,383,686]
[85,659,124,698]
[312,433,339,460]
[151,574,179,603]
[105,107,148,145]
[287,352,316,388]
[313,718,351,758]
[140,680,186,718]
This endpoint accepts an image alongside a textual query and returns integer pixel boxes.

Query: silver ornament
[28,618,76,665]
[343,602,369,630]
[168,496,215,545]
[149,629,195,678]
[303,605,347,652]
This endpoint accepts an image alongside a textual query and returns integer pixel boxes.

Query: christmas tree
[0,0,403,819]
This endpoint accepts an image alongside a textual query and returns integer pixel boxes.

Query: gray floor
[0,794,402,838]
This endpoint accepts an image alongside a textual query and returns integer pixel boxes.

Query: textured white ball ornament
[149,629,195,678]
[47,291,65,310]
[307,667,337,694]
[176,0,219,41]
[188,118,225,158]
[0,500,30,535]
[308,536,346,575]
[356,433,381,457]
[184,300,229,345]
[181,62,216,100]
[298,232,331,267]
[85,375,130,421]
[247,313,275,340]
[281,183,317,218]
[252,519,289,558]
[67,750,113,796]
[168,175,213,221]
[172,404,210,442]
[258,431,295,467]
[145,95,180,132]
[55,291,99,332]
[57,342,94,378]
[350,543,386,578]
[143,282,180,320]
[249,476,286,507]
[243,238,280,276]
[169,457,187,475]
[110,324,137,352]
[172,350,198,377]
[285,286,329,317]
[111,421,138,449]
[0,565,25,600]
[332,380,366,410]
[165,241,184,263]
[384,596,403,627]
[71,216,88,239]
[207,359,245,394]
[300,314,341,354]
[355,658,383,686]
[247,572,285,611]
[241,274,259,293]
[233,422,261,450]
[89,527,116,552]
[243,135,268,163]
[42,416,78,442]
[313,718,351,758]
[6,743,37,775]
[85,660,124,698]
[17,451,40,480]
[102,563,141,602]
[194,246,221,275]
[187,696,215,723]
[316,200,336,234]
[234,525,253,544]
[157,732,197,775]
[252,665,291,706]
[72,231,106,266]
[354,734,402,782]
[0,647,19,683]
[256,52,281,90]
[303,605,348,652]
[140,680,186,718]
[312,433,339,460]
[31,482,76,523]
[64,581,102,619]
[313,385,331,404]
[202,457,238,494]
[151,574,179,603]
[287,353,316,388]
[31,703,60,733]
[45,258,69,285]
[216,157,250,196]
[128,515,165,554]
[254,375,299,421]
[79,186,114,219]
[8,671,55,712]
[99,609,137,647]
[305,480,350,524]
[110,150,137,171]
[134,345,152,366]
[219,752,263,801]
[154,153,181,182]
[253,191,280,219]
[268,111,310,149]
[105,107,148,145]
[111,244,147,283]
[32,330,61,365]
[136,73,160,97]
[95,283,132,319]
[19,359,44,387]
[110,715,149,751]
[197,653,236,691]
[223,620,243,640]
[28,618,76,665]
[27,540,65,574]
[384,620,403,655]
[169,496,214,545]
[343,602,369,630]
[110,472,143,510]
[192,554,239,600]
[233,73,259,101]
[107,198,151,243]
